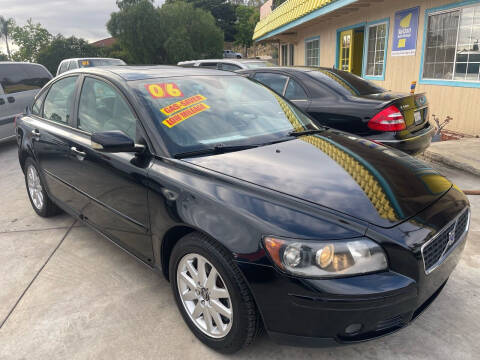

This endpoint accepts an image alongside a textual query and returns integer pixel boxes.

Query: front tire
[24,157,61,217]
[169,232,261,353]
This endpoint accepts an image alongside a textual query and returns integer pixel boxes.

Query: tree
[100,42,134,64]
[0,52,8,61]
[36,35,100,74]
[168,0,237,42]
[107,0,164,64]
[272,0,286,10]
[234,5,259,57]
[0,16,14,60]
[11,19,51,62]
[158,1,224,63]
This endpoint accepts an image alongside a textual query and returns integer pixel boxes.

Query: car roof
[61,57,123,62]
[239,66,331,73]
[179,59,268,64]
[0,61,46,66]
[64,65,237,81]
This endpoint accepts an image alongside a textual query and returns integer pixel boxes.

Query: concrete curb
[421,150,480,178]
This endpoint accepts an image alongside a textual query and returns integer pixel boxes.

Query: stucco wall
[276,0,480,136]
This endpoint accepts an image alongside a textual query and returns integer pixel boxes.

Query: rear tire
[24,157,61,217]
[169,232,261,353]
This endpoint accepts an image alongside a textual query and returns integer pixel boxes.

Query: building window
[305,37,320,66]
[289,44,295,65]
[423,4,480,82]
[365,22,388,77]
[281,44,288,66]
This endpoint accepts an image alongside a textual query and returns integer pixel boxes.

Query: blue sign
[392,7,420,56]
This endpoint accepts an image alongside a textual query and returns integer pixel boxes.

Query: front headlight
[263,237,388,278]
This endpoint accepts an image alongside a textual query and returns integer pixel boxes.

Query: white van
[0,62,52,142]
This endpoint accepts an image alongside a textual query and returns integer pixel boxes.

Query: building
[91,37,117,48]
[254,0,480,137]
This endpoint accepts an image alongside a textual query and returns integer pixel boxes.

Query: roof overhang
[253,0,359,42]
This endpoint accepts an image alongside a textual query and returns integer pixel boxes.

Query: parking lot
[0,138,479,360]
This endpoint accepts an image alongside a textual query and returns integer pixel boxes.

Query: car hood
[184,132,452,228]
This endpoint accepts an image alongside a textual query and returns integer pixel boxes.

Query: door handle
[31,129,41,141]
[70,146,86,159]
[7,96,15,103]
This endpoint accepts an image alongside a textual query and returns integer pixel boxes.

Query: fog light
[345,323,363,335]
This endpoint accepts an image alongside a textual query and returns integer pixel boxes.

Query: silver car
[177,59,274,71]
[56,57,126,76]
[223,50,242,58]
[0,62,52,142]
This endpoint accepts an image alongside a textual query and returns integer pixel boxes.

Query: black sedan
[239,67,434,155]
[16,66,469,353]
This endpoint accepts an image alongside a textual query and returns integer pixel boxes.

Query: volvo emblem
[447,230,455,247]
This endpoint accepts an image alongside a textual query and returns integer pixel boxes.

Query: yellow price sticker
[146,83,184,99]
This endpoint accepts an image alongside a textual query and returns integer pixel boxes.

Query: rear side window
[221,63,241,71]
[198,62,218,69]
[58,62,68,74]
[77,77,137,140]
[284,78,307,100]
[43,76,78,124]
[253,72,288,94]
[0,63,51,94]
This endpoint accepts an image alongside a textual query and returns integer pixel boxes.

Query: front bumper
[237,227,467,346]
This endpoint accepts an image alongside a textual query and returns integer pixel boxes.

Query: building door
[339,28,364,76]
[281,44,288,66]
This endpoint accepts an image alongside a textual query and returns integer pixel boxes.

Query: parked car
[239,67,435,155]
[223,50,242,59]
[0,62,52,142]
[177,58,273,71]
[16,66,470,353]
[56,57,126,76]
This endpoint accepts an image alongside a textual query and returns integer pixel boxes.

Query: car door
[65,75,154,262]
[31,75,90,213]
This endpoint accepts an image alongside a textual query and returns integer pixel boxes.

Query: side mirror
[91,130,144,153]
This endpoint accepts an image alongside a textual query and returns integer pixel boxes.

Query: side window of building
[365,22,388,77]
[284,78,308,100]
[253,72,288,94]
[305,37,320,66]
[43,76,78,124]
[77,77,137,140]
[289,44,295,66]
[281,44,288,66]
[0,64,50,94]
[423,5,480,81]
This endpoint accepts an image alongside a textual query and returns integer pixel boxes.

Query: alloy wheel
[176,253,233,338]
[27,165,44,210]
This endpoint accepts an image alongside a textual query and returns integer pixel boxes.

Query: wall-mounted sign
[392,7,420,56]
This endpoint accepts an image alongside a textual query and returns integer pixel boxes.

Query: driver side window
[77,77,137,140]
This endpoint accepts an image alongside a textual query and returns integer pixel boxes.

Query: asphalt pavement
[0,138,479,360]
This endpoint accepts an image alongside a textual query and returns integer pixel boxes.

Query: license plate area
[414,110,422,125]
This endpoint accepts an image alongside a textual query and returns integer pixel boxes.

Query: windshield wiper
[174,144,259,159]
[288,128,327,137]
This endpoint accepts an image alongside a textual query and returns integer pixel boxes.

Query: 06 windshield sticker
[145,83,184,99]
[160,94,207,116]
[162,102,210,128]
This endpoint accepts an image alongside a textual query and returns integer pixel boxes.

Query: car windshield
[243,61,274,69]
[78,59,126,67]
[132,75,317,156]
[306,69,386,96]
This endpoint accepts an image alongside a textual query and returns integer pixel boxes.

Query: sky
[0,0,165,52]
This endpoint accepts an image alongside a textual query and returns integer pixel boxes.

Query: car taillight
[368,105,406,132]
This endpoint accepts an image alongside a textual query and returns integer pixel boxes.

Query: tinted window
[78,59,126,68]
[77,77,137,139]
[133,76,316,156]
[253,72,288,94]
[58,62,68,75]
[43,76,78,124]
[306,69,385,96]
[221,63,241,71]
[0,63,51,94]
[285,78,307,100]
[198,62,218,69]
[32,91,47,116]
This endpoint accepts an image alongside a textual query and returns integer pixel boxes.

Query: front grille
[422,208,470,274]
